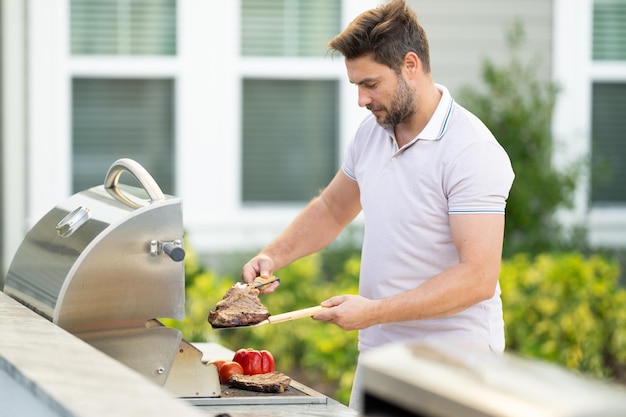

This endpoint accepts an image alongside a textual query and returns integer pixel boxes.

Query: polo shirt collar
[385,83,455,149]
[417,83,454,141]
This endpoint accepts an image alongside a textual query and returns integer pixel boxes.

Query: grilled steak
[208,283,270,328]
[228,372,291,393]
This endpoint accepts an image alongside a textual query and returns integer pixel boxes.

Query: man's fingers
[321,295,345,307]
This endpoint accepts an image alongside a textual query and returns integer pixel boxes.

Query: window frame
[553,0,626,247]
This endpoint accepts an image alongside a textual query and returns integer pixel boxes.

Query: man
[241,0,514,410]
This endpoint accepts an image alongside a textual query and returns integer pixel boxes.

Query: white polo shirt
[342,84,514,353]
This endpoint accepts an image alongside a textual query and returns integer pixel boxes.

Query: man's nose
[357,88,372,108]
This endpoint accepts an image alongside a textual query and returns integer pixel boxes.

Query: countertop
[0,291,206,417]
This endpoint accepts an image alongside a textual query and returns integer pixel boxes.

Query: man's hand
[314,294,378,331]
[241,254,280,293]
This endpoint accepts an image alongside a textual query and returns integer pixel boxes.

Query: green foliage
[163,249,360,405]
[501,252,626,381]
[458,22,584,256]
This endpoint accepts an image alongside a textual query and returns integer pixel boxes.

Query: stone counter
[0,291,206,417]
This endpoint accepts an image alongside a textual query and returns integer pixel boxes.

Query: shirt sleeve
[446,141,515,214]
[342,116,376,182]
[342,143,357,181]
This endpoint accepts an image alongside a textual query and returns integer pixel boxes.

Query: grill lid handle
[104,158,165,208]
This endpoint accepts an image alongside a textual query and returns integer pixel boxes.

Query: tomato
[208,359,226,371]
[233,348,275,375]
[218,361,243,383]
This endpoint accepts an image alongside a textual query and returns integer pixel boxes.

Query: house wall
[407,0,553,96]
[9,0,620,277]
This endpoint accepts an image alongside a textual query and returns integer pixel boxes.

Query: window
[590,0,626,205]
[69,0,176,194]
[241,0,341,57]
[71,0,176,55]
[242,79,339,202]
[72,78,175,193]
[592,0,626,61]
[591,83,626,204]
[240,0,342,203]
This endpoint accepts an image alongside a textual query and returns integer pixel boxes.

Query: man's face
[346,55,416,128]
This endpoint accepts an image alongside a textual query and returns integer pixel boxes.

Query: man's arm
[316,213,505,330]
[242,169,361,283]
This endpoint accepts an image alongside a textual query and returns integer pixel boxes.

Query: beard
[369,75,416,129]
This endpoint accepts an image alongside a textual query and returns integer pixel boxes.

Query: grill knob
[163,242,185,262]
[151,239,185,262]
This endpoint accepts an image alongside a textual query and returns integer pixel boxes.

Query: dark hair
[328,0,431,74]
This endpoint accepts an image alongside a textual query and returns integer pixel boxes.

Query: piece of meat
[228,372,291,393]
[208,283,270,328]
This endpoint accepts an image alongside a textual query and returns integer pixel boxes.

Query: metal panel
[361,342,626,417]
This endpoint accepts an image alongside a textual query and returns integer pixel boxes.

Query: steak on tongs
[208,282,270,328]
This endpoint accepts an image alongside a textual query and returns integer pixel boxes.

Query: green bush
[501,252,626,381]
[458,22,584,256]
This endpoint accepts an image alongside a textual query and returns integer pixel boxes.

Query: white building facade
[1,0,625,273]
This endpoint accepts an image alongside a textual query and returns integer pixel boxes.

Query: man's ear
[404,52,420,76]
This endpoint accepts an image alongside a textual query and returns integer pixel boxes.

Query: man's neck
[394,82,441,148]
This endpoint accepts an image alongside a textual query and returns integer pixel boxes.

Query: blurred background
[2,0,626,405]
[8,0,625,272]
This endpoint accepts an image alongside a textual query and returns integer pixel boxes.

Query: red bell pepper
[259,350,275,373]
[233,348,275,375]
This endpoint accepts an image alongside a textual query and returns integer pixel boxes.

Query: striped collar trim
[419,83,455,141]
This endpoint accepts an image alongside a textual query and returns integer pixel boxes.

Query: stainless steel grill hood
[3,158,219,398]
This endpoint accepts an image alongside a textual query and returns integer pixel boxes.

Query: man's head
[328,0,431,75]
[345,54,417,129]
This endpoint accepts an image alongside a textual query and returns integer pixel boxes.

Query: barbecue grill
[2,158,335,408]
[2,158,219,398]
